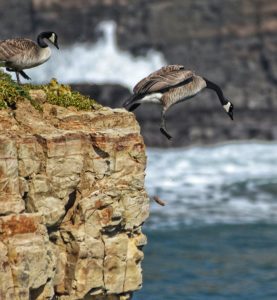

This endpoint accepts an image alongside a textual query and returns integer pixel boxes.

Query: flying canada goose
[123,65,234,139]
[0,31,59,84]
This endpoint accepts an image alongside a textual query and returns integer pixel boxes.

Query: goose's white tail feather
[141,93,163,104]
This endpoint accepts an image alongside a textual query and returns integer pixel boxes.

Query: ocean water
[134,143,277,300]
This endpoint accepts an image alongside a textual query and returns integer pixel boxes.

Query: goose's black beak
[228,111,233,120]
[228,104,234,120]
[54,42,59,50]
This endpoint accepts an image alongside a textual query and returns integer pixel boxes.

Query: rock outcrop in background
[0,0,277,146]
[0,86,149,299]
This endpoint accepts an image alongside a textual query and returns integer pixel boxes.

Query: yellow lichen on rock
[39,79,101,111]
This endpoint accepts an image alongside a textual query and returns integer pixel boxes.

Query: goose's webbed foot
[160,127,172,140]
[128,103,141,112]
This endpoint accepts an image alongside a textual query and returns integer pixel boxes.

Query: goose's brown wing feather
[0,39,37,61]
[133,65,194,95]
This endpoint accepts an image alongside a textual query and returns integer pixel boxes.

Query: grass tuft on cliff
[0,70,101,111]
[0,71,30,109]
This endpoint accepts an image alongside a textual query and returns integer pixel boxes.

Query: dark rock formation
[71,83,130,108]
[0,0,34,38]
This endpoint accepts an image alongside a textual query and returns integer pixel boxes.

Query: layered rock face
[0,97,149,299]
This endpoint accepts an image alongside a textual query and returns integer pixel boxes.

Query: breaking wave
[146,142,277,228]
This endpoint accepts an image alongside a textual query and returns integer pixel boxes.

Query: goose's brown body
[0,32,58,84]
[161,75,207,110]
[124,64,233,139]
[0,39,51,70]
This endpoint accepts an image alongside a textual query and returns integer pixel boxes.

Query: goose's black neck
[37,33,49,48]
[204,78,227,105]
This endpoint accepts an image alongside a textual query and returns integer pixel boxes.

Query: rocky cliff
[0,75,149,299]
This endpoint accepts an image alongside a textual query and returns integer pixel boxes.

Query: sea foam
[146,143,277,228]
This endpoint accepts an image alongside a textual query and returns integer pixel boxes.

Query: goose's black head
[223,101,234,120]
[38,32,59,49]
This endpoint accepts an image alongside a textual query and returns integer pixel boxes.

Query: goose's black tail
[123,94,141,111]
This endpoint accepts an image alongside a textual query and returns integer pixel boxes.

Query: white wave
[12,21,166,89]
[145,142,277,228]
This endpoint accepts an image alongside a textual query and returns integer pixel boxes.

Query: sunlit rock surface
[0,96,149,300]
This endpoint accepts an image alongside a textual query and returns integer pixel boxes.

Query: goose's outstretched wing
[133,65,194,95]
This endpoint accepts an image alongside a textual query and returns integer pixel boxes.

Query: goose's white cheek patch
[49,34,56,44]
[223,102,231,112]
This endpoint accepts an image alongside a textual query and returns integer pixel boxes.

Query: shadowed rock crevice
[22,191,29,211]
[29,282,47,300]
[93,145,110,159]
[64,189,77,213]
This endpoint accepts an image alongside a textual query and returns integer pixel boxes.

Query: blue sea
[134,143,277,300]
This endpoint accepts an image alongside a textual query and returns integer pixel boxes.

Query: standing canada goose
[0,32,59,84]
[123,65,234,139]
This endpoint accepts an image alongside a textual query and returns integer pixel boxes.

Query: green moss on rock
[0,70,101,111]
[0,71,30,109]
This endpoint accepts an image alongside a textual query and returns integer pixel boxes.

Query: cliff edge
[0,74,149,299]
